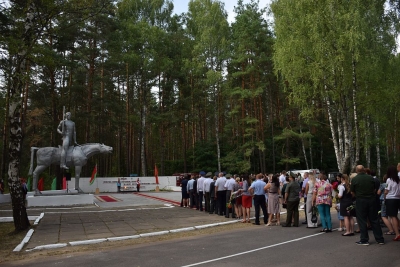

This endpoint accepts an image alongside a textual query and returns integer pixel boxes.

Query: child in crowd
[336,202,345,231]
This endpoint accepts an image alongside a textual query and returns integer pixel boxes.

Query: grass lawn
[0,222,29,263]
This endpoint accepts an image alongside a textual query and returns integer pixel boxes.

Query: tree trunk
[140,81,147,176]
[1,69,10,181]
[8,1,35,231]
[299,123,309,169]
[325,96,341,172]
[365,116,371,168]
[352,59,360,167]
[375,123,381,177]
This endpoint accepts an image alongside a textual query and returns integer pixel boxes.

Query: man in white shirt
[279,170,287,189]
[224,174,236,218]
[197,171,206,211]
[203,172,213,212]
[301,172,309,224]
[215,172,227,216]
[187,175,195,208]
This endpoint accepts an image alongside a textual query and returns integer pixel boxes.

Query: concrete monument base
[27,189,79,197]
[0,193,11,204]
[27,193,94,207]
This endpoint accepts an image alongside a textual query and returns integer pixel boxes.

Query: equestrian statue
[28,109,113,194]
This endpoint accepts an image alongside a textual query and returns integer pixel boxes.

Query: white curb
[26,243,68,251]
[217,220,239,225]
[139,231,169,237]
[33,213,44,225]
[169,227,195,233]
[107,235,140,242]
[69,238,107,246]
[0,216,39,223]
[194,223,219,229]
[13,229,35,252]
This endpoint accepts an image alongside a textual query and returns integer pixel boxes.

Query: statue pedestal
[28,189,79,197]
[27,191,93,207]
[0,193,11,204]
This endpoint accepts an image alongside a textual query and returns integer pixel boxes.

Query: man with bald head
[351,165,384,245]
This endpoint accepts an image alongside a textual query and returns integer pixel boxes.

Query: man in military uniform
[57,112,77,169]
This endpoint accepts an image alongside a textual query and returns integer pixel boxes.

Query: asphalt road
[4,223,400,267]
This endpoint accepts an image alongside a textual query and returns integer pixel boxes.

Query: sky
[171,0,273,23]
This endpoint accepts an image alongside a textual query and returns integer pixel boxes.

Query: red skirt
[242,195,252,208]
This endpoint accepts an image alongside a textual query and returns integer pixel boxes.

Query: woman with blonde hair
[338,174,355,236]
[305,173,317,228]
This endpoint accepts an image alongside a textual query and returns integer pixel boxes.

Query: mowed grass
[0,222,29,263]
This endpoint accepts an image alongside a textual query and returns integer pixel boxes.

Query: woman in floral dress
[312,174,333,232]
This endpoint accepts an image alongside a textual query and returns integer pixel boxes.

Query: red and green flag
[89,164,97,185]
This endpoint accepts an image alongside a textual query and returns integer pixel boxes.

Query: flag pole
[155,164,159,192]
[96,172,99,194]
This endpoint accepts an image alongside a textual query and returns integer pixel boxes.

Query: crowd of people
[180,163,400,246]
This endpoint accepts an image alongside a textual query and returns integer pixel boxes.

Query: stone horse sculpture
[28,143,113,193]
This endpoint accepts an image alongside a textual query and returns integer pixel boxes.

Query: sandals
[393,235,400,241]
[342,233,354,236]
[320,229,327,232]
[385,231,395,235]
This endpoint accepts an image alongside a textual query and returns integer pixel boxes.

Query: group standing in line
[179,164,400,246]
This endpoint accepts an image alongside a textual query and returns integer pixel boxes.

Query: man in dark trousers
[209,176,217,214]
[203,172,213,212]
[283,173,301,227]
[225,174,236,218]
[249,173,268,225]
[193,175,198,210]
[351,165,384,245]
[187,175,195,208]
[215,172,227,216]
[197,171,206,211]
[301,172,309,224]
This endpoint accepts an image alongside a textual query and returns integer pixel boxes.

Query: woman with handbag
[384,165,400,241]
[305,173,318,228]
[338,174,355,236]
[312,174,333,232]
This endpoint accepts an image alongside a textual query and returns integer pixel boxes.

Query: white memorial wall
[68,176,179,193]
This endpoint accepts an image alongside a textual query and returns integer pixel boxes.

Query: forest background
[1,0,400,193]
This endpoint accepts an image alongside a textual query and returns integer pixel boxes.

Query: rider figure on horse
[57,111,78,169]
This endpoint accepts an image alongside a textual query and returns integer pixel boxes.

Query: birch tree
[272,0,396,173]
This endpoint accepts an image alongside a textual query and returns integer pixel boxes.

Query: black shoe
[325,229,332,233]
[355,241,370,246]
[252,222,260,225]
[281,224,291,227]
[302,221,307,224]
[225,216,230,218]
